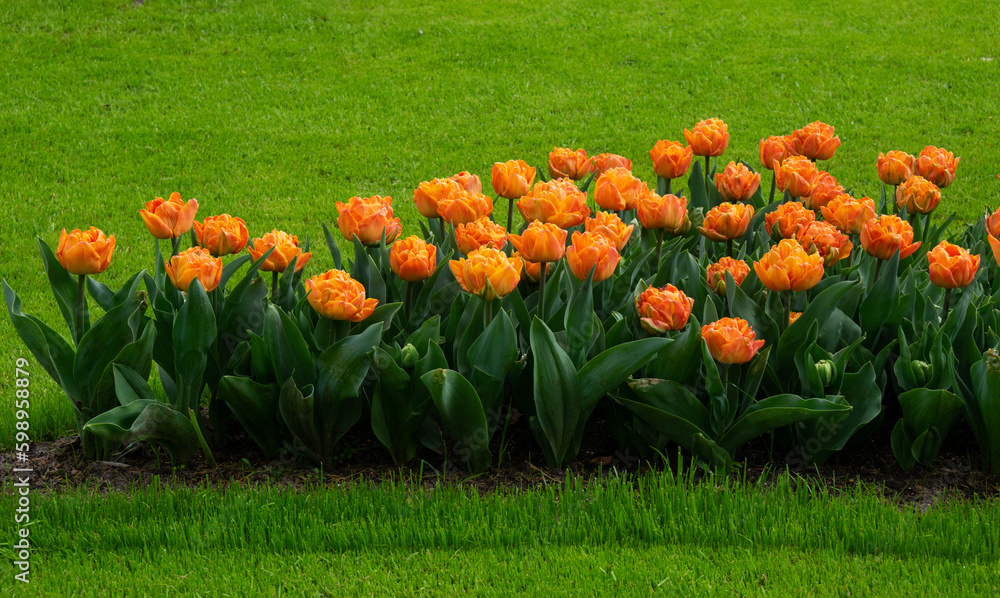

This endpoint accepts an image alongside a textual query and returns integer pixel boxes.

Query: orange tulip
[773,156,819,198]
[895,176,941,215]
[916,146,959,188]
[759,135,798,171]
[193,214,249,257]
[390,236,437,282]
[449,247,522,301]
[449,171,482,193]
[635,284,694,334]
[860,215,921,261]
[803,171,844,211]
[649,140,694,180]
[637,191,689,234]
[753,239,824,292]
[437,189,494,227]
[765,201,815,239]
[591,153,633,178]
[548,147,592,181]
[986,206,1000,239]
[337,195,404,245]
[699,202,755,242]
[585,211,634,251]
[247,230,312,273]
[796,221,853,267]
[165,247,222,292]
[517,178,591,229]
[701,317,765,365]
[683,118,729,157]
[792,121,840,161]
[491,160,536,200]
[593,167,646,211]
[305,269,378,322]
[455,217,508,255]
[565,231,620,282]
[507,221,567,263]
[139,192,199,240]
[56,227,116,275]
[714,161,761,203]
[789,312,803,326]
[820,194,877,235]
[414,178,462,219]
[706,257,750,296]
[876,151,915,186]
[988,233,1000,268]
[927,241,980,289]
[519,255,555,283]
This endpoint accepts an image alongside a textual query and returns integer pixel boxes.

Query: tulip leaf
[171,279,217,412]
[530,317,581,467]
[718,394,852,455]
[467,310,518,430]
[36,237,91,345]
[859,250,900,334]
[688,159,709,214]
[565,268,595,368]
[969,355,1000,474]
[403,315,442,360]
[726,274,779,353]
[218,375,283,459]
[353,302,401,336]
[777,280,858,368]
[578,336,672,413]
[219,254,253,293]
[322,222,343,270]
[74,281,146,404]
[263,303,316,389]
[371,347,428,465]
[112,363,157,406]
[890,420,917,470]
[85,401,198,465]
[618,378,712,451]
[407,250,454,327]
[217,276,269,368]
[90,320,157,416]
[896,388,964,459]
[420,368,491,473]
[87,277,115,312]
[278,378,325,465]
[352,234,387,305]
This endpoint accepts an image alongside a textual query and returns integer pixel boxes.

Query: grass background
[2,0,999,439]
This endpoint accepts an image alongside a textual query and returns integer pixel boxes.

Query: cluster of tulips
[6,118,1000,473]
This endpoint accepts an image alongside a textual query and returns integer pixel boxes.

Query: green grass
[2,0,1000,441]
[2,472,998,596]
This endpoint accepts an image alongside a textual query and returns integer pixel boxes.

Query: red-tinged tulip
[337,195,403,245]
[507,221,567,263]
[455,217,507,255]
[701,317,765,365]
[56,227,116,275]
[683,118,729,157]
[860,215,921,261]
[635,284,694,334]
[437,189,494,226]
[637,191,689,234]
[706,257,750,296]
[649,140,694,180]
[759,135,798,171]
[820,194,877,235]
[988,233,1000,268]
[986,206,1000,239]
[895,176,941,215]
[916,146,960,188]
[449,171,482,193]
[753,239,824,292]
[414,178,462,219]
[699,202,755,242]
[306,269,378,322]
[519,254,554,283]
[593,167,646,211]
[491,161,536,200]
[714,161,761,203]
[927,241,980,289]
[765,201,815,239]
[548,147,592,181]
[449,247,522,301]
[565,231,620,282]
[585,210,634,251]
[139,192,199,240]
[796,221,853,267]
[792,121,840,161]
[876,151,915,186]
[165,247,222,292]
[390,236,437,282]
[592,153,633,177]
[517,178,591,229]
[773,156,819,198]
[247,230,312,273]
[803,171,844,211]
[194,214,249,257]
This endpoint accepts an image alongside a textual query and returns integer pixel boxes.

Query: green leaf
[969,355,1000,474]
[467,310,519,429]
[37,237,90,345]
[618,378,713,451]
[859,250,900,333]
[74,289,147,404]
[91,319,157,415]
[84,401,198,465]
[579,337,672,414]
[896,388,964,465]
[890,421,917,470]
[726,276,779,353]
[218,375,283,458]
[322,222,343,270]
[777,281,859,367]
[420,369,491,473]
[171,279,217,411]
[565,269,595,368]
[530,318,581,467]
[718,394,852,455]
[312,324,383,452]
[278,378,325,465]
[263,303,317,388]
[112,364,157,405]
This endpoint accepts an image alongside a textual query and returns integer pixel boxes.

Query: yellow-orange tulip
[635,284,694,334]
[593,167,646,211]
[792,121,840,161]
[876,151,915,186]
[773,156,819,198]
[699,202,755,242]
[516,178,591,229]
[449,247,522,301]
[139,192,199,240]
[390,236,437,282]
[491,160,536,200]
[585,211,634,251]
[860,215,921,261]
[706,257,750,296]
[337,195,403,245]
[413,178,462,219]
[753,239,824,292]
[649,140,694,180]
[165,247,222,292]
[683,118,729,157]
[592,153,633,177]
[986,206,1000,239]
[548,147,592,181]
[194,214,249,257]
[759,135,797,171]
[796,221,853,267]
[449,171,482,193]
[437,189,494,227]
[765,201,815,239]
[565,231,620,282]
[637,191,689,234]
[820,194,877,235]
[701,317,765,365]
[714,161,761,203]
[895,176,941,215]
[927,241,980,289]
[916,146,960,188]
[305,269,378,322]
[507,221,567,263]
[455,217,507,255]
[247,230,312,273]
[56,227,116,275]
[803,171,844,211]
[988,233,1000,268]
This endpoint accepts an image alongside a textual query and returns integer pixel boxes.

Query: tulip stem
[271,271,280,305]
[654,229,665,269]
[704,156,711,201]
[484,298,494,327]
[665,178,672,196]
[538,261,548,320]
[75,274,87,347]
[873,260,883,284]
[405,281,415,320]
[171,236,181,257]
[506,198,515,234]
[941,288,952,326]
[727,238,734,259]
[768,173,776,204]
[781,290,791,335]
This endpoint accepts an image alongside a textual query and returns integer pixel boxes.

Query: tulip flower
[699,202,755,256]
[592,153,633,177]
[635,284,694,334]
[792,121,840,161]
[56,227,116,276]
[803,171,844,211]
[565,230,620,283]
[455,217,508,255]
[165,247,223,293]
[517,178,591,229]
[765,201,815,240]
[306,269,378,322]
[773,156,819,199]
[714,161,761,203]
[449,247,523,302]
[507,221,567,264]
[701,317,765,365]
[337,195,404,245]
[988,232,1000,268]
[139,192,199,250]
[796,221,853,267]
[593,167,646,211]
[753,239,824,293]
[759,135,798,202]
[492,160,537,232]
[927,240,980,324]
[916,146,959,188]
[437,189,494,227]
[194,214,249,257]
[247,230,312,273]
[706,256,750,296]
[649,140,693,192]
[449,171,482,193]
[987,206,1000,239]
[820,194,876,235]
[548,147,592,181]
[895,175,941,215]
[585,210,634,251]
[391,236,438,316]
[861,215,921,280]
[637,191,689,234]
[876,150,915,186]
[685,118,729,200]
[414,177,462,220]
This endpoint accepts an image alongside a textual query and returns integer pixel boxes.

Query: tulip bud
[401,344,419,368]
[814,360,835,387]
[912,360,932,387]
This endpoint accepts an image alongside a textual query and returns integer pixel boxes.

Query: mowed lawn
[1,0,999,439]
